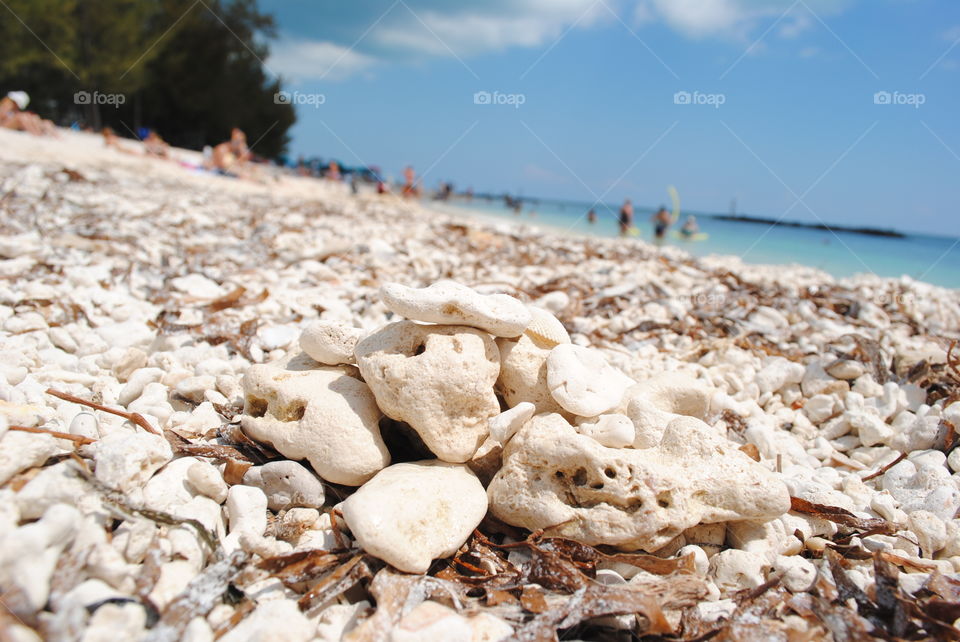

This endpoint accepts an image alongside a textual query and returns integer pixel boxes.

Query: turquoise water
[438,198,960,289]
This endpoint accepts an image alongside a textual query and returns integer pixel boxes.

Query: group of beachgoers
[103,124,261,179]
[3,89,271,180]
[584,199,700,241]
[6,88,705,240]
[107,116,425,192]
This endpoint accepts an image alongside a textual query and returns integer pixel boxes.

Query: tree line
[0,0,294,158]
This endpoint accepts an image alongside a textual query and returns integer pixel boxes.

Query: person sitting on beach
[0,92,24,127]
[296,156,309,176]
[101,127,136,153]
[587,208,597,224]
[680,215,699,238]
[0,91,55,136]
[208,127,251,175]
[651,206,672,240]
[401,165,419,197]
[327,160,341,181]
[143,130,170,158]
[618,199,634,236]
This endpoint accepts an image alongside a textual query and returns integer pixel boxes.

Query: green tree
[74,0,159,128]
[130,0,294,158]
[0,0,294,158]
[0,0,78,117]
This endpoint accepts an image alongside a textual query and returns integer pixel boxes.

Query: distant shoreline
[711,214,906,238]
[469,194,910,239]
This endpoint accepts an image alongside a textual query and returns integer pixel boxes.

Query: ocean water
[435,197,960,289]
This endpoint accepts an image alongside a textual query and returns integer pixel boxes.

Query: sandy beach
[2,128,960,640]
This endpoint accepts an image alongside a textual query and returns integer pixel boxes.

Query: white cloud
[373,0,606,57]
[643,0,743,38]
[779,12,813,39]
[635,0,850,40]
[268,1,607,80]
[268,0,857,80]
[268,38,377,81]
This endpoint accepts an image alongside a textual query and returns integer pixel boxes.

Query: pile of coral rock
[249,279,792,581]
[3,273,960,639]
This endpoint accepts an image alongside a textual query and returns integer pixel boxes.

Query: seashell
[523,306,570,347]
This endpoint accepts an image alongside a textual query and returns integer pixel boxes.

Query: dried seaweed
[421,530,706,639]
[46,388,161,435]
[144,551,249,642]
[790,497,896,535]
[217,423,277,463]
[8,424,95,446]
[298,554,378,612]
[712,587,822,642]
[206,287,246,312]
[513,581,678,640]
[165,430,253,464]
[838,334,890,384]
[862,452,908,482]
[345,568,464,642]
[797,551,960,641]
[257,549,354,584]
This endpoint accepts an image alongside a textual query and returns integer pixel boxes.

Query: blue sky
[258,0,960,236]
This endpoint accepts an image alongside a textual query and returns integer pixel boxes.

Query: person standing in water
[680,215,699,238]
[587,208,597,224]
[618,199,634,236]
[651,206,672,240]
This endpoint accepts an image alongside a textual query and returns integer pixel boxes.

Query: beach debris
[379,280,532,337]
[354,321,500,463]
[93,430,173,493]
[546,343,635,417]
[299,320,363,365]
[488,413,791,551]
[3,133,960,639]
[340,461,488,573]
[496,333,570,416]
[524,305,571,347]
[623,373,722,448]
[487,401,536,446]
[240,353,390,485]
[574,412,636,448]
[242,460,326,511]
